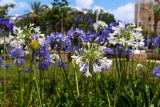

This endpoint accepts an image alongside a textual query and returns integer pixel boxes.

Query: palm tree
[50,0,69,33]
[154,1,160,34]
[30,1,47,26]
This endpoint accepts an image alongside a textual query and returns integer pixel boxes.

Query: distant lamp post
[96,9,101,22]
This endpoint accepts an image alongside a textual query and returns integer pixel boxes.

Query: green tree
[30,1,48,26]
[0,4,15,18]
[51,0,68,7]
[86,10,115,24]
[154,1,160,34]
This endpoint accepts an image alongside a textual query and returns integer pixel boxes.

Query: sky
[0,0,135,23]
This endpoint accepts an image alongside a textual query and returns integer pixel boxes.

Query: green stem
[73,62,79,96]
[16,63,23,106]
[3,36,6,105]
[58,51,77,105]
[114,48,120,78]
[31,51,42,107]
[34,69,42,107]
[150,79,160,104]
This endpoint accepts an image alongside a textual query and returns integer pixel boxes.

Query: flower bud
[30,40,39,50]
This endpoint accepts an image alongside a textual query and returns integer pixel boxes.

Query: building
[135,0,160,34]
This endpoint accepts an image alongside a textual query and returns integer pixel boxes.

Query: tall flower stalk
[3,35,6,102]
[108,22,144,81]
[0,18,14,105]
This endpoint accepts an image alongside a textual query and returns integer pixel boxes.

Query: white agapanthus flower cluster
[108,22,144,49]
[136,63,144,71]
[30,26,46,47]
[71,43,112,77]
[51,53,60,62]
[9,24,45,50]
[93,20,108,32]
[9,26,25,49]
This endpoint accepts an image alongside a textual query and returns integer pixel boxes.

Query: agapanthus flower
[74,17,83,23]
[109,21,119,28]
[83,31,97,43]
[24,68,30,73]
[71,43,112,77]
[94,26,111,45]
[83,15,93,24]
[9,26,26,49]
[108,22,144,49]
[79,62,91,77]
[136,63,144,71]
[103,46,132,57]
[46,32,71,52]
[153,66,160,77]
[34,46,53,70]
[154,35,160,48]
[0,18,14,33]
[10,25,45,51]
[115,45,132,57]
[145,39,152,47]
[93,58,112,73]
[9,39,25,49]
[30,33,46,48]
[103,48,114,56]
[125,48,132,56]
[56,61,67,69]
[34,26,41,34]
[5,64,12,69]
[9,49,25,66]
[67,28,85,40]
[67,28,85,51]
[0,56,5,68]
[74,15,93,24]
[93,21,108,32]
[51,53,60,62]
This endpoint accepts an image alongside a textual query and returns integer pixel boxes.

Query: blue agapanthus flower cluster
[115,46,132,57]
[34,46,54,70]
[103,46,132,57]
[96,27,110,44]
[103,48,114,56]
[153,66,160,77]
[0,18,14,33]
[74,15,93,24]
[108,21,119,28]
[0,56,5,68]
[67,28,86,51]
[56,61,67,69]
[154,35,160,48]
[9,49,25,66]
[67,28,86,40]
[83,31,97,42]
[46,32,71,52]
[145,39,152,47]
[95,21,120,45]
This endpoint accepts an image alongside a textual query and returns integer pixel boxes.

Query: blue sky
[0,0,135,22]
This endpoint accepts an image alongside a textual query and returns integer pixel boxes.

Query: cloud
[93,5,106,11]
[75,0,94,9]
[9,1,30,16]
[108,3,134,23]
[0,0,16,6]
[74,0,134,23]
[0,0,30,16]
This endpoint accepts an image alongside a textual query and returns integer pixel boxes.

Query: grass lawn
[0,58,156,81]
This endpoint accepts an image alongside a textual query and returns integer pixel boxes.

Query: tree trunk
[154,17,158,35]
